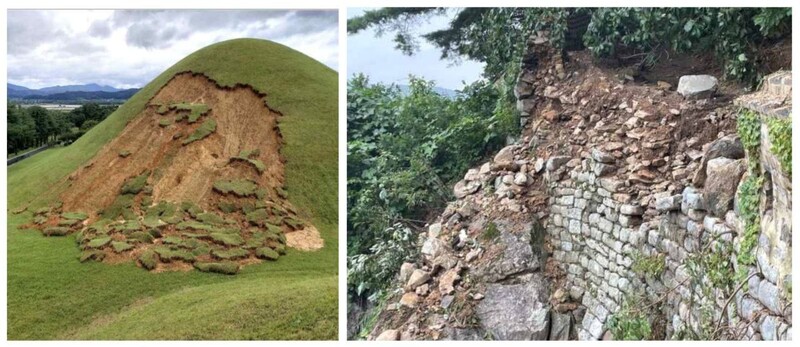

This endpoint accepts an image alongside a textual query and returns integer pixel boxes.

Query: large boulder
[677,75,718,99]
[476,275,551,340]
[492,146,518,171]
[692,134,745,187]
[474,219,541,282]
[453,179,481,199]
[705,158,746,216]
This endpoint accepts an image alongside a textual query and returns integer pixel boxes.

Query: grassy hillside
[7,38,338,340]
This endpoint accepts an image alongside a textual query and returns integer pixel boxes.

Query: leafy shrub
[737,173,763,266]
[607,297,653,340]
[347,75,517,302]
[631,252,665,278]
[347,223,418,301]
[766,116,791,177]
[182,118,216,145]
[194,261,239,275]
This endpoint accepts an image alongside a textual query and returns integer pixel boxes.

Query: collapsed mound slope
[29,72,322,273]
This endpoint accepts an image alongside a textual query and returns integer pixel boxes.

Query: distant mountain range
[8,83,139,101]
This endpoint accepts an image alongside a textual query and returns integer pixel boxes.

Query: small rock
[513,172,528,186]
[439,267,462,295]
[375,329,400,341]
[655,195,682,211]
[399,262,416,283]
[465,248,482,263]
[399,292,420,308]
[472,293,485,300]
[406,269,430,290]
[591,148,615,164]
[533,158,545,173]
[619,204,643,215]
[440,295,455,309]
[546,156,571,172]
[415,283,430,296]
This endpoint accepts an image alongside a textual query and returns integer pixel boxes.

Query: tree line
[7,102,117,155]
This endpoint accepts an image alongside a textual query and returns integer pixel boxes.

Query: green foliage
[482,222,500,241]
[194,261,240,275]
[120,171,150,194]
[347,223,417,302]
[737,109,762,160]
[766,116,791,177]
[347,74,517,302]
[212,179,259,197]
[737,173,763,266]
[182,118,216,145]
[607,295,653,340]
[632,252,665,278]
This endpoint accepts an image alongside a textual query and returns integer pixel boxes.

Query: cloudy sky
[347,8,483,91]
[7,10,338,89]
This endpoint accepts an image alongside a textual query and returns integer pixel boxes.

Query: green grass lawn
[6,38,338,340]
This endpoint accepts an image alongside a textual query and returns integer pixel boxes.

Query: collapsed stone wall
[545,71,792,340]
[364,33,791,341]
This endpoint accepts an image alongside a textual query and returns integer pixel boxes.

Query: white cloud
[7,9,338,89]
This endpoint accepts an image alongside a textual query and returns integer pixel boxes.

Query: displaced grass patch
[118,150,131,158]
[44,227,71,236]
[209,232,245,246]
[120,171,150,194]
[231,149,267,174]
[100,194,136,220]
[87,237,112,249]
[158,118,172,127]
[182,118,216,145]
[138,250,158,270]
[194,261,239,275]
[211,248,250,260]
[61,212,88,220]
[212,179,259,197]
[111,241,134,253]
[173,103,210,123]
[256,247,279,260]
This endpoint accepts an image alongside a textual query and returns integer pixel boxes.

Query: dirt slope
[28,72,323,274]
